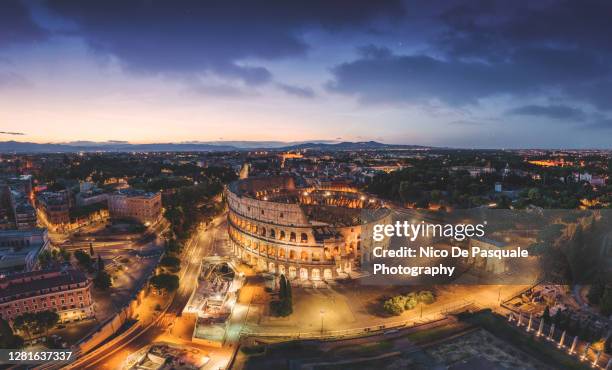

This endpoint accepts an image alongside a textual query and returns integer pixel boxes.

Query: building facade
[226,176,387,282]
[37,190,71,227]
[0,268,95,323]
[0,228,50,274]
[108,189,162,224]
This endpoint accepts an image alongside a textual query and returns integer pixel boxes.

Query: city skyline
[2,1,612,148]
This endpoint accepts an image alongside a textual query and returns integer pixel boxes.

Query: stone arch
[299,268,308,280]
[278,248,286,259]
[290,232,296,242]
[261,227,266,237]
[268,262,276,273]
[323,269,333,280]
[278,265,286,275]
[289,250,296,260]
[311,268,321,280]
[300,251,308,261]
[280,230,286,240]
[289,266,297,279]
[270,229,276,239]
[300,233,308,243]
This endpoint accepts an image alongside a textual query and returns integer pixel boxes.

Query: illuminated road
[74,214,227,370]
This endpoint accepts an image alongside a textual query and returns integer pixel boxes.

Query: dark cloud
[0,0,48,47]
[506,105,586,121]
[277,83,315,98]
[327,45,607,106]
[45,0,403,84]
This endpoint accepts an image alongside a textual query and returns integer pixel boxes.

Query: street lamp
[320,309,325,335]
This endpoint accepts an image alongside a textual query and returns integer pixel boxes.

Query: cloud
[0,131,25,136]
[506,105,586,121]
[45,0,403,84]
[277,83,315,98]
[0,0,48,47]
[327,42,611,108]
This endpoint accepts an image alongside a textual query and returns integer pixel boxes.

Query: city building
[0,228,50,275]
[226,175,388,282]
[37,190,71,227]
[0,268,95,323]
[0,176,37,230]
[108,188,162,224]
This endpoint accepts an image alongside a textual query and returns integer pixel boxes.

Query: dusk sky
[1,0,612,148]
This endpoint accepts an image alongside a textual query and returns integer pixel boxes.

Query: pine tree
[542,306,551,324]
[97,256,104,271]
[89,243,95,256]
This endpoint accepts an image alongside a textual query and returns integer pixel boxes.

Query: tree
[89,243,95,256]
[11,311,57,339]
[94,270,112,290]
[97,256,105,271]
[0,318,23,349]
[74,249,93,271]
[383,296,405,316]
[417,291,436,305]
[38,250,53,269]
[12,313,37,338]
[404,293,418,310]
[150,273,179,293]
[36,311,59,334]
[553,309,562,326]
[600,286,612,316]
[59,248,71,263]
[587,278,605,305]
[542,306,551,324]
[605,335,612,355]
[273,274,293,316]
[159,256,181,272]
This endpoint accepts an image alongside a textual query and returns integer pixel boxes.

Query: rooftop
[0,268,89,302]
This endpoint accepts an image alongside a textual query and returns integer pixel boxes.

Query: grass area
[458,309,591,370]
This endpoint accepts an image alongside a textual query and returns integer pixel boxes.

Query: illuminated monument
[226,176,388,282]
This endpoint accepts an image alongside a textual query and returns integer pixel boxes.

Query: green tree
[404,293,418,310]
[150,273,179,293]
[383,296,405,316]
[89,243,95,256]
[12,313,37,338]
[0,318,23,349]
[74,249,93,271]
[159,256,181,272]
[600,286,612,316]
[97,256,105,271]
[59,248,71,263]
[542,306,551,324]
[587,278,605,305]
[38,250,53,269]
[417,291,436,305]
[36,311,59,334]
[604,335,612,355]
[94,270,112,290]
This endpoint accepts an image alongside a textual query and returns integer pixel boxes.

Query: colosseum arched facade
[225,176,389,282]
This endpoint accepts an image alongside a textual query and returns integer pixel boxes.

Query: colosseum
[226,176,389,282]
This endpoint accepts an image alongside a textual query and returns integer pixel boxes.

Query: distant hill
[0,140,429,153]
[279,141,430,151]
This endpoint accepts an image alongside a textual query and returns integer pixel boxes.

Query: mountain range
[0,140,429,153]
